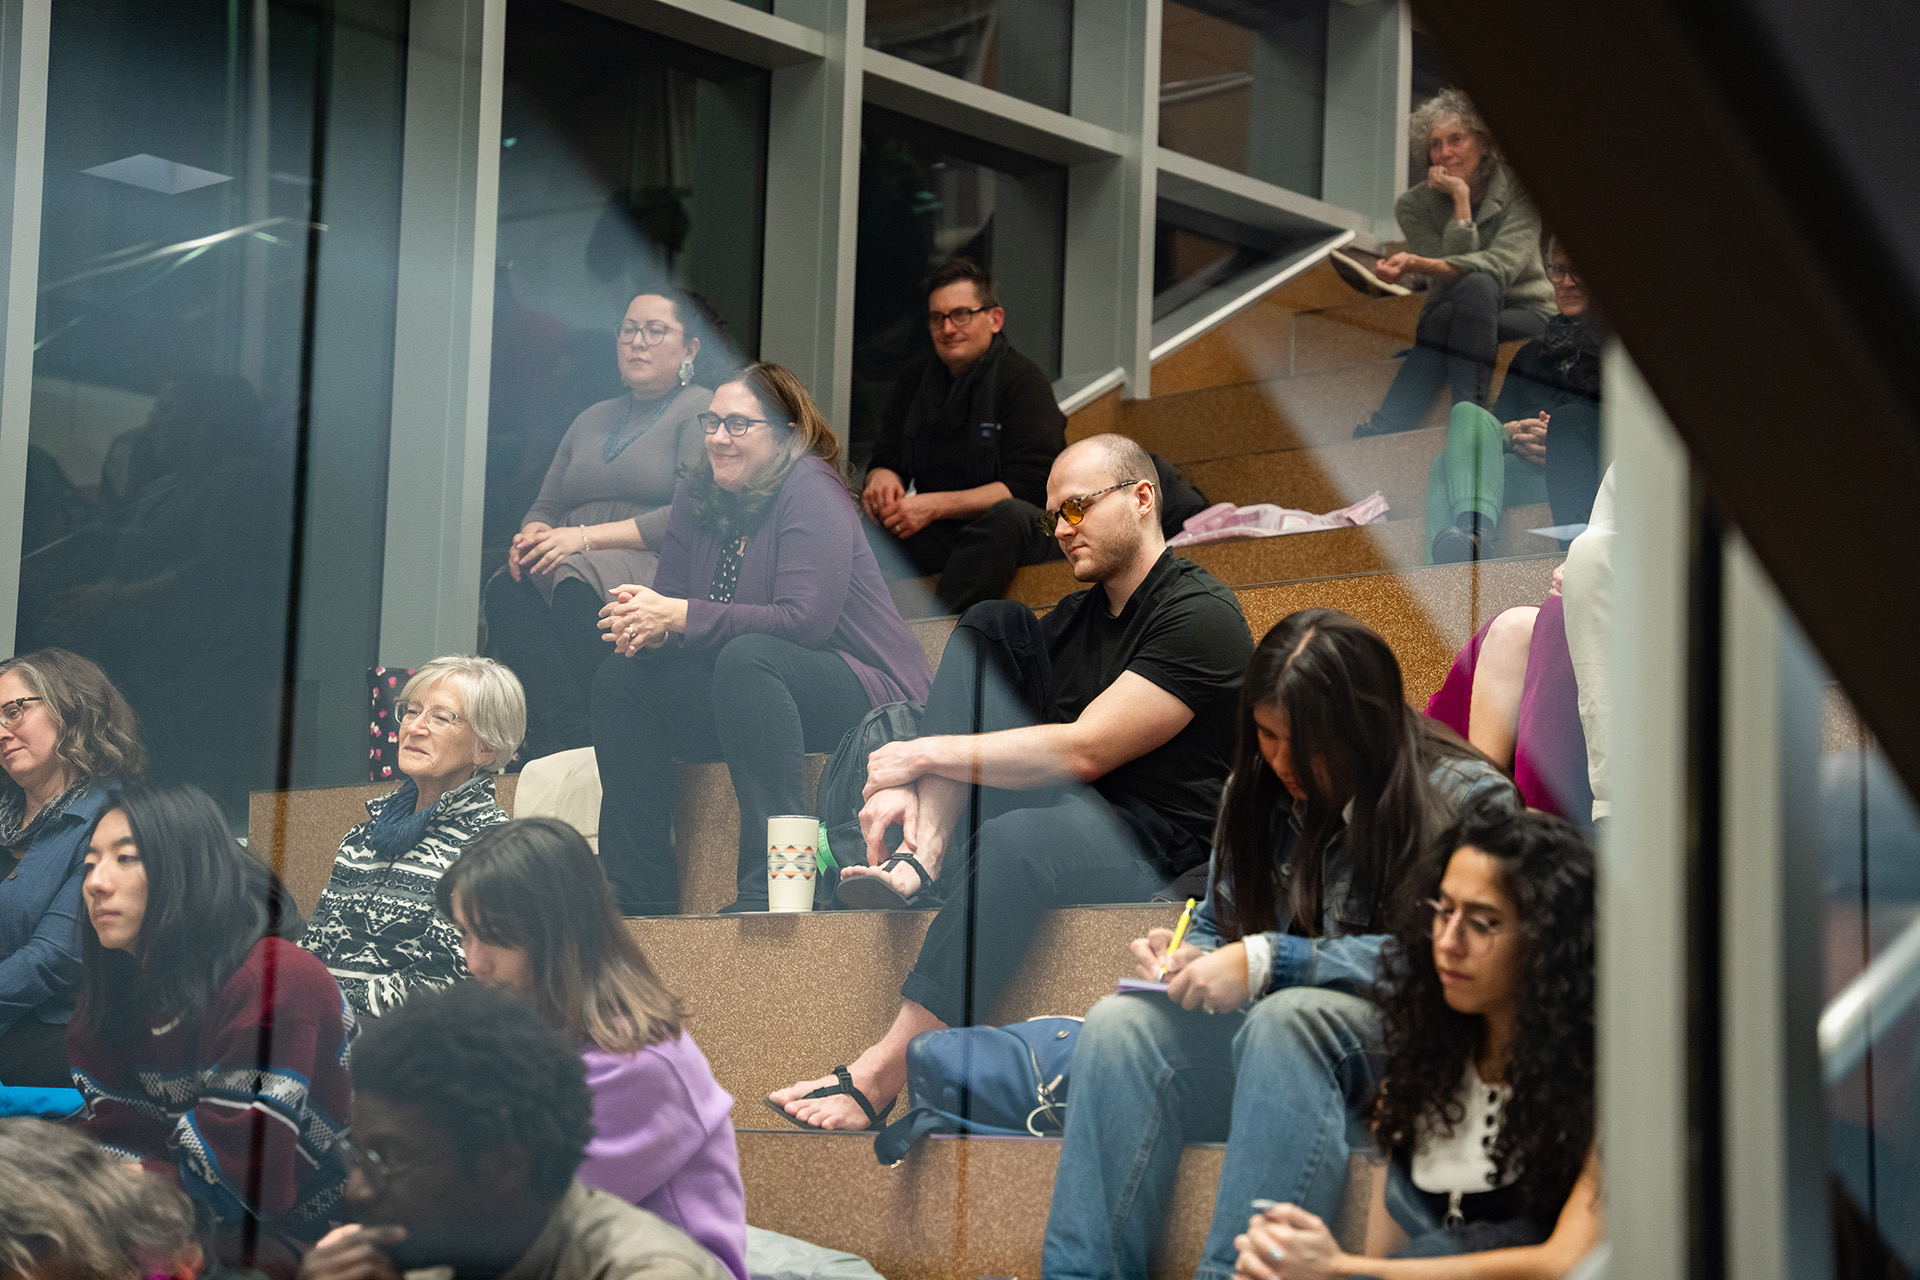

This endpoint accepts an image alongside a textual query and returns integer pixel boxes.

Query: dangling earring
[678,357,694,386]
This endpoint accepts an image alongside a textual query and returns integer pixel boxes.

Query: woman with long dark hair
[0,648,144,1086]
[591,362,930,914]
[1042,610,1518,1280]
[66,783,351,1275]
[1233,807,1601,1276]
[438,817,747,1280]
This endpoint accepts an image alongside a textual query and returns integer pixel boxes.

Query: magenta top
[577,1031,748,1280]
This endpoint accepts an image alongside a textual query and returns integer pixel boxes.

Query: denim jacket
[0,781,119,1034]
[1186,754,1517,997]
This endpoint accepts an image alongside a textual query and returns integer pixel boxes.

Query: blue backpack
[873,1016,1082,1165]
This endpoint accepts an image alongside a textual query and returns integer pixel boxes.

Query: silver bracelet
[1452,216,1476,230]
[579,525,592,553]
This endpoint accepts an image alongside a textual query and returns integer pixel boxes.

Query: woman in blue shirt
[0,648,144,1086]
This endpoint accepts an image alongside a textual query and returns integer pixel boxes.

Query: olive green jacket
[1394,162,1554,318]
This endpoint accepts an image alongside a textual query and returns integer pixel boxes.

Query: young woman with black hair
[1233,807,1601,1277]
[438,817,747,1280]
[1042,609,1519,1280]
[66,783,352,1275]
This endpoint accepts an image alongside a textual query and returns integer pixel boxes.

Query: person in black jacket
[861,258,1066,613]
[1424,237,1605,563]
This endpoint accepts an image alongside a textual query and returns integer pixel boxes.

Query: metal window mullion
[0,0,48,658]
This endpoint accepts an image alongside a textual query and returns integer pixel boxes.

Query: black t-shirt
[867,343,1066,508]
[1041,550,1253,875]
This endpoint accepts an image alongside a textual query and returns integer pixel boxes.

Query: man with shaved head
[771,434,1253,1132]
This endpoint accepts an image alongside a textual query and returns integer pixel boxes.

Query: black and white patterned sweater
[299,772,507,1016]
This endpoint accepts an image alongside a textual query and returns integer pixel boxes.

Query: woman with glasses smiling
[485,290,720,760]
[301,655,524,1017]
[0,649,143,1087]
[1233,807,1600,1278]
[590,362,931,915]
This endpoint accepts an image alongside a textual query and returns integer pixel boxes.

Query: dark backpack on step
[813,700,924,907]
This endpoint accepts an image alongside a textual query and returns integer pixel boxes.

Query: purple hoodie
[577,1031,748,1280]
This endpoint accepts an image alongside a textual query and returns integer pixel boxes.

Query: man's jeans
[1041,986,1383,1280]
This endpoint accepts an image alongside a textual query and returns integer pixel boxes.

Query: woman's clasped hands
[598,584,684,656]
[1234,1203,1343,1280]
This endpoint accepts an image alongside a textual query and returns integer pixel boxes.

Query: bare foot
[769,1050,908,1131]
[837,855,932,900]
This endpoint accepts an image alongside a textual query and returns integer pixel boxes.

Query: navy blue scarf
[367,779,441,860]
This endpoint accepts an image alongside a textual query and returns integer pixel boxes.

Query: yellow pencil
[1156,897,1199,981]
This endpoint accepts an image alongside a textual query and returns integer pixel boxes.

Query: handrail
[1820,910,1920,1085]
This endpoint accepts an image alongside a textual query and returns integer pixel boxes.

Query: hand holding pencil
[1156,898,1198,981]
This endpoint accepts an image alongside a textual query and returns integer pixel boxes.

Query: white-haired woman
[1357,89,1554,438]
[301,655,526,1017]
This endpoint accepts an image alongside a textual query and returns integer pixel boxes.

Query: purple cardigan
[655,456,932,706]
[579,1032,748,1280]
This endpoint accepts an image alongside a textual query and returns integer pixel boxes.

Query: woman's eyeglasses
[0,696,44,729]
[1424,898,1505,954]
[1039,481,1151,533]
[618,320,684,346]
[395,701,463,731]
[697,413,781,438]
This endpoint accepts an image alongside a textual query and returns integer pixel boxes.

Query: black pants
[1542,399,1603,527]
[866,498,1062,614]
[0,1016,70,1088]
[1369,273,1549,435]
[484,573,609,759]
[591,634,872,913]
[897,601,1169,1028]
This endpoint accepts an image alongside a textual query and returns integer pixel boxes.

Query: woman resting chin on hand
[1233,809,1602,1280]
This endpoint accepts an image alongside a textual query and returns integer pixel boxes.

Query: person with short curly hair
[1356,89,1554,439]
[0,1117,203,1280]
[1232,806,1601,1278]
[0,648,145,1087]
[300,981,730,1280]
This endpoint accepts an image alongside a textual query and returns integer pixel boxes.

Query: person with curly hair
[1232,807,1601,1278]
[439,818,748,1280]
[1042,610,1517,1280]
[0,1116,203,1280]
[0,648,144,1087]
[298,981,730,1280]
[1355,89,1553,440]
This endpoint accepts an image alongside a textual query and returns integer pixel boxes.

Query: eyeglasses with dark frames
[1039,480,1151,533]
[0,696,44,729]
[927,305,991,330]
[617,320,684,346]
[1545,263,1584,286]
[697,412,785,438]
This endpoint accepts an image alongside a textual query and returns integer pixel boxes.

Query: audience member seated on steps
[0,650,144,1088]
[0,1116,205,1280]
[860,257,1067,613]
[1426,567,1593,826]
[1425,237,1604,563]
[1357,90,1553,439]
[1232,808,1601,1279]
[768,434,1253,1132]
[301,656,524,1018]
[440,818,748,1280]
[1040,611,1517,1280]
[485,291,718,760]
[299,982,730,1280]
[68,784,351,1276]
[591,363,932,916]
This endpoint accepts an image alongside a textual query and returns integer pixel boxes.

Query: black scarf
[902,333,1008,487]
[0,777,89,851]
[1536,313,1603,400]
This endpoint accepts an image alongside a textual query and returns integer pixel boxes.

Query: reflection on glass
[1822,718,1920,1271]
[15,0,364,819]
[1152,214,1277,322]
[1159,0,1326,197]
[487,0,767,556]
[866,0,1072,114]
[851,106,1064,456]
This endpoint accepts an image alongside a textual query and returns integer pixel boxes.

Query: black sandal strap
[893,853,934,898]
[803,1065,881,1127]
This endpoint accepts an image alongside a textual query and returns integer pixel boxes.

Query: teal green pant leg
[1424,402,1508,558]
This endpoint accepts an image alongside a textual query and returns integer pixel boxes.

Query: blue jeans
[1041,986,1383,1280]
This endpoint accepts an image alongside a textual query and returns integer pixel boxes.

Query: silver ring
[1266,1246,1285,1264]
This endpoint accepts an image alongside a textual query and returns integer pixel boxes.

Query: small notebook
[1116,978,1171,995]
